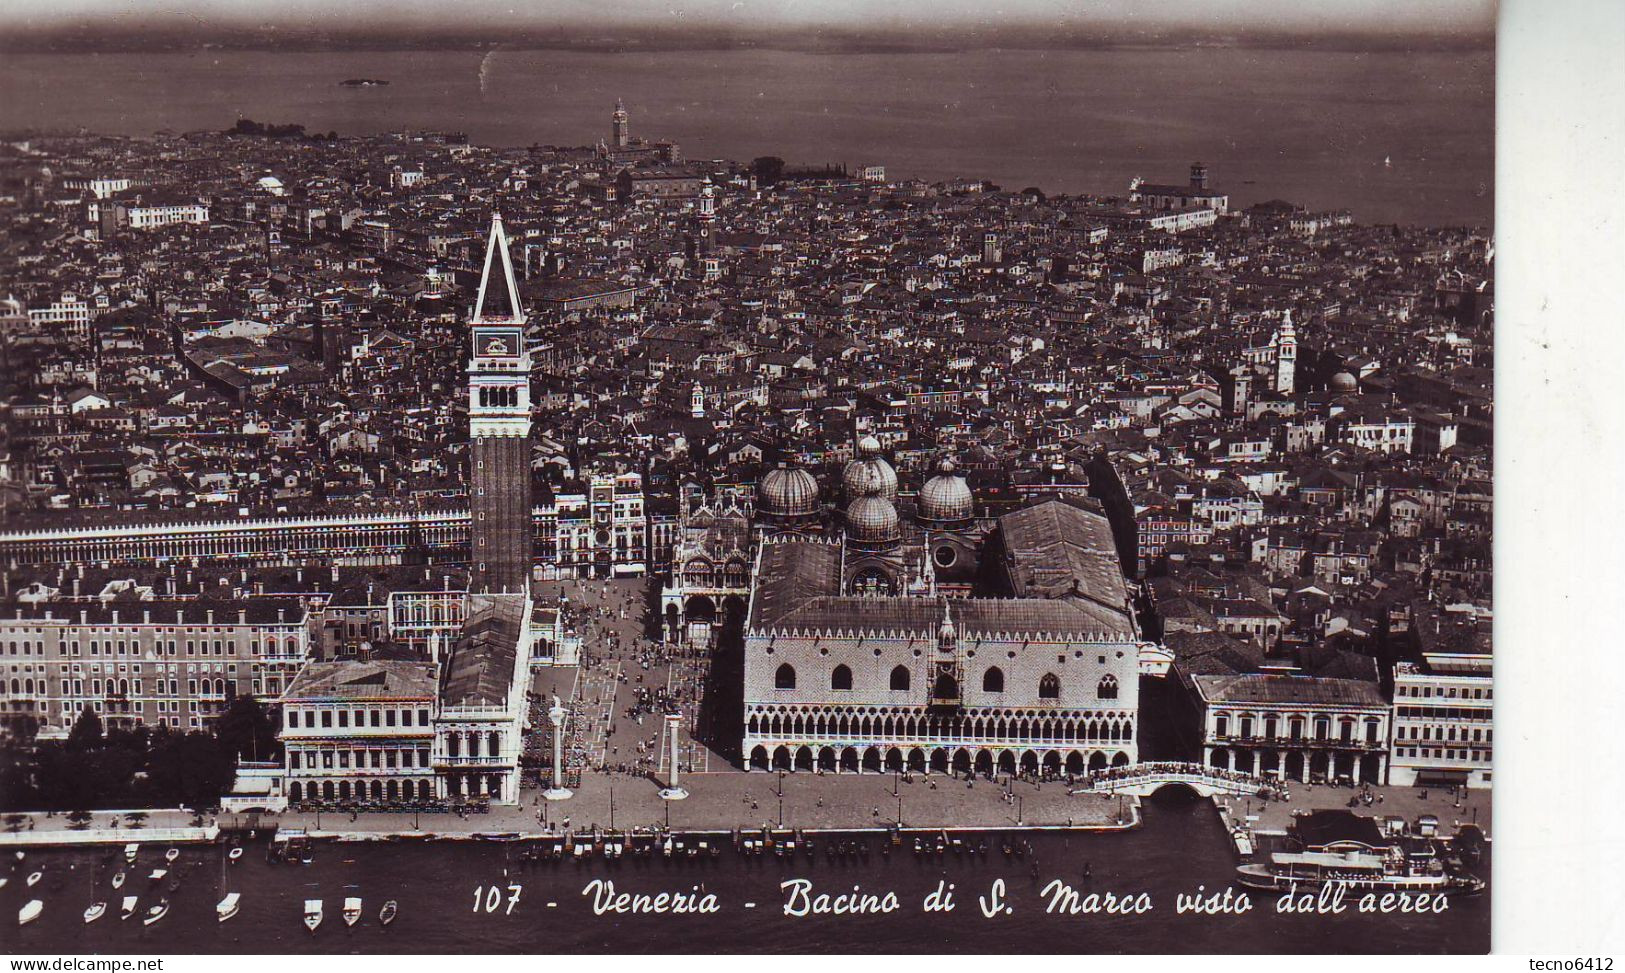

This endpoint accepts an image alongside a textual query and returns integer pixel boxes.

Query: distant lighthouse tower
[1274,310,1297,395]
[611,98,630,149]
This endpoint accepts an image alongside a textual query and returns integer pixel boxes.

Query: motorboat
[379,900,398,927]
[343,896,362,927]
[304,899,323,932]
[124,844,139,864]
[164,848,179,864]
[120,896,139,920]
[1236,847,1487,895]
[148,869,167,882]
[216,893,241,922]
[143,898,169,926]
[84,901,107,923]
[228,847,244,863]
[111,871,126,890]
[26,871,42,887]
[20,900,43,925]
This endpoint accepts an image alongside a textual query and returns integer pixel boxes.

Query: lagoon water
[2,795,1488,953]
[0,46,1492,226]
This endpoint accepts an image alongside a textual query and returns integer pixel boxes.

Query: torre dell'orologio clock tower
[467,213,534,594]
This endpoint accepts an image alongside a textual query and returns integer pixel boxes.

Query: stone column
[545,698,572,800]
[660,712,688,800]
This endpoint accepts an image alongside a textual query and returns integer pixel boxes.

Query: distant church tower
[690,380,706,418]
[467,213,534,594]
[1275,310,1297,395]
[695,178,716,254]
[611,98,630,149]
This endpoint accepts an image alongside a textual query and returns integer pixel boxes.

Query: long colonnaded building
[742,440,1157,778]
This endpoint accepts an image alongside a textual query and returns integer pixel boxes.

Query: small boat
[217,892,240,922]
[124,844,139,863]
[0,878,7,889]
[84,901,107,923]
[228,847,244,863]
[343,896,362,927]
[148,869,167,882]
[13,850,24,861]
[379,900,398,926]
[111,871,126,890]
[26,871,42,887]
[143,899,169,926]
[20,900,43,925]
[304,899,323,932]
[120,896,139,920]
[164,848,179,864]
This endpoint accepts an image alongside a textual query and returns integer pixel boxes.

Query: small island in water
[340,78,389,87]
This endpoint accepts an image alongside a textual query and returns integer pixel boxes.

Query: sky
[0,0,1495,37]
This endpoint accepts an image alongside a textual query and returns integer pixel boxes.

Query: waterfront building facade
[0,599,311,737]
[1182,652,1391,785]
[1388,605,1493,789]
[280,660,439,804]
[742,451,1150,778]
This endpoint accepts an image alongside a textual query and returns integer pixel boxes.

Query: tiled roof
[441,593,525,706]
[1193,672,1386,707]
[285,660,437,701]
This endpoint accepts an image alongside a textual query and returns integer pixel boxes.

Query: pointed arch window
[1039,673,1061,699]
[831,665,853,691]
[982,667,1005,693]
[774,663,797,690]
[889,665,910,691]
[1097,674,1119,700]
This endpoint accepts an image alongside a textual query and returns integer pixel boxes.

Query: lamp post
[609,784,616,830]
[1016,795,1024,826]
[897,793,903,826]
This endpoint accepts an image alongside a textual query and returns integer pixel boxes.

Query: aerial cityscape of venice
[0,6,1499,954]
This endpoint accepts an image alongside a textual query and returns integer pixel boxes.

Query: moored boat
[84,901,107,923]
[143,898,169,926]
[1235,847,1486,895]
[20,900,43,925]
[228,847,243,862]
[124,844,139,863]
[120,896,138,920]
[217,893,241,922]
[379,900,398,926]
[304,899,323,932]
[164,848,179,864]
[26,870,42,887]
[343,896,363,926]
[148,869,166,882]
[111,871,126,890]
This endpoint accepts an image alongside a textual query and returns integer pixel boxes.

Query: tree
[751,156,786,187]
[67,708,104,752]
[215,696,279,764]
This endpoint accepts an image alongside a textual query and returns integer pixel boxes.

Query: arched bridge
[1068,762,1278,798]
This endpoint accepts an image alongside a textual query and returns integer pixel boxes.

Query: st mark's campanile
[467,213,534,593]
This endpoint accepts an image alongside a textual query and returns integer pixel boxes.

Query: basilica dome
[843,435,898,503]
[1329,371,1360,393]
[759,465,820,520]
[917,459,974,526]
[846,495,901,545]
